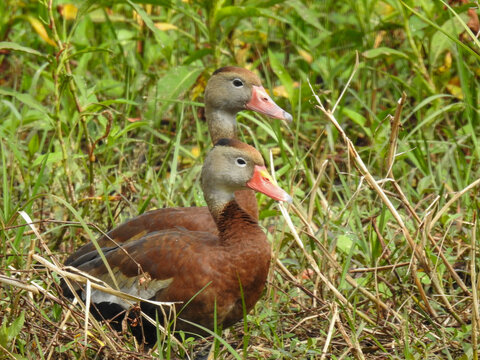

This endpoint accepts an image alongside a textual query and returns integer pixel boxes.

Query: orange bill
[247,165,292,203]
[246,85,293,122]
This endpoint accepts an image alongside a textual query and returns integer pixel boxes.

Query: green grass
[1,0,480,359]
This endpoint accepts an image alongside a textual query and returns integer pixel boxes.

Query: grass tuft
[1,0,480,358]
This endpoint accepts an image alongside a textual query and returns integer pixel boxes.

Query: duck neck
[205,106,238,144]
[215,201,260,244]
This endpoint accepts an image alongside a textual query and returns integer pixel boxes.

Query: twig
[349,262,410,274]
[428,177,480,232]
[392,180,471,295]
[84,280,92,348]
[385,92,407,177]
[270,152,392,325]
[471,211,479,360]
[335,313,365,360]
[308,55,464,324]
[0,275,40,294]
[290,203,404,323]
[307,160,329,223]
[320,303,338,360]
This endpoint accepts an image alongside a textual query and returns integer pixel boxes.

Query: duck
[65,66,292,265]
[64,138,292,344]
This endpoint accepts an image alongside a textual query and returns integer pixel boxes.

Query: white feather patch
[83,270,173,309]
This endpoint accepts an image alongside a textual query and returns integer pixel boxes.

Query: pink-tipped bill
[246,85,293,122]
[247,165,292,203]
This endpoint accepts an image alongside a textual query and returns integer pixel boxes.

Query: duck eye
[232,79,244,88]
[235,157,247,167]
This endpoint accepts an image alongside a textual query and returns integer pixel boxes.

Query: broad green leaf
[0,42,47,58]
[83,99,138,113]
[287,0,326,31]
[0,311,25,348]
[8,311,25,340]
[268,49,294,101]
[130,0,171,5]
[28,133,40,156]
[67,47,113,60]
[399,0,480,61]
[32,151,63,167]
[184,48,213,65]
[112,121,149,139]
[341,107,372,138]
[127,0,170,46]
[336,235,353,253]
[430,13,469,66]
[440,0,480,49]
[363,47,409,60]
[156,66,203,116]
[416,175,432,195]
[214,6,274,26]
[0,323,7,348]
[0,88,52,119]
[243,0,285,6]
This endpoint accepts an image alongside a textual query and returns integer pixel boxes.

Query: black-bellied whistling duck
[64,139,291,344]
[65,67,291,264]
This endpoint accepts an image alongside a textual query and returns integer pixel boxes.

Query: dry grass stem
[320,303,338,360]
[385,92,407,177]
[392,181,471,294]
[428,177,480,232]
[308,64,466,324]
[289,204,404,323]
[348,262,410,273]
[271,152,398,325]
[471,212,479,359]
[307,159,329,222]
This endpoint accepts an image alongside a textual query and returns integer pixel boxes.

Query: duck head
[204,67,292,143]
[201,138,291,218]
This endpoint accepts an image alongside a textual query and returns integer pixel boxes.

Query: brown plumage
[65,67,291,265]
[64,139,291,344]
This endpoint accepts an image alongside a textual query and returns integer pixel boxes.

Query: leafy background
[1,0,479,359]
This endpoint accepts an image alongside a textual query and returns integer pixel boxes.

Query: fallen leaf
[58,4,78,20]
[154,22,178,31]
[273,82,299,98]
[27,16,56,47]
[446,76,463,99]
[273,85,289,98]
[437,51,452,73]
[298,49,313,64]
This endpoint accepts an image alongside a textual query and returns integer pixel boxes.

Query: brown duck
[64,139,291,344]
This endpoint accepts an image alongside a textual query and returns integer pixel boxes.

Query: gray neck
[205,106,238,144]
[203,185,236,223]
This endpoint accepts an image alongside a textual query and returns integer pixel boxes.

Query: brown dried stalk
[308,53,464,324]
[385,92,407,177]
[471,212,479,359]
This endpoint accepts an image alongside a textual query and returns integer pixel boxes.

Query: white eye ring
[235,157,247,167]
[232,79,244,88]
